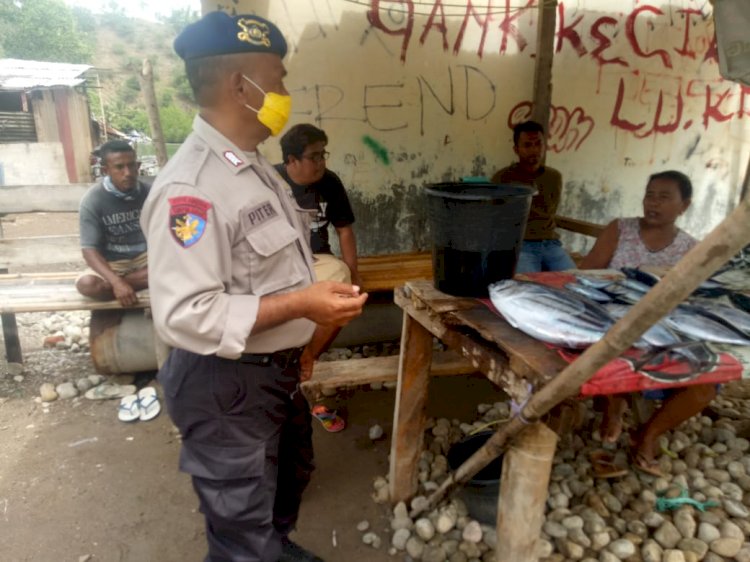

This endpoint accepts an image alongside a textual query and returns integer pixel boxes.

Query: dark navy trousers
[158,349,314,562]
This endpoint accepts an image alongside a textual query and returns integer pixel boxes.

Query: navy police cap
[174,11,287,61]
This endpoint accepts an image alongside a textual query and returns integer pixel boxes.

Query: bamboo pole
[138,59,168,168]
[413,193,750,517]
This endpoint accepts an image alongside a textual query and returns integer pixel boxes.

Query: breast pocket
[244,221,306,294]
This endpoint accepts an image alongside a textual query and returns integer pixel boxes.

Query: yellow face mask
[243,75,291,136]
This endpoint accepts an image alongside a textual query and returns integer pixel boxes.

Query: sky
[64,0,202,22]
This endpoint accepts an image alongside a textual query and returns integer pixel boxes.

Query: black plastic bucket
[446,431,503,526]
[425,182,536,297]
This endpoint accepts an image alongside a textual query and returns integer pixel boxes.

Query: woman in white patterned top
[580,170,696,271]
[581,171,713,478]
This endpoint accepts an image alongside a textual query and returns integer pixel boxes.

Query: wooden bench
[0,182,603,366]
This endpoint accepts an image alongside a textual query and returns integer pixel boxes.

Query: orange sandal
[311,405,346,433]
[590,449,628,479]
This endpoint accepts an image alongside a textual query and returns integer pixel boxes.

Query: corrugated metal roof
[0,58,92,90]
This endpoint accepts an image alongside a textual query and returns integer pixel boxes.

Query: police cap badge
[174,11,287,61]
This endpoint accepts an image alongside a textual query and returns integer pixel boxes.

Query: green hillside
[89,10,198,143]
[0,0,198,144]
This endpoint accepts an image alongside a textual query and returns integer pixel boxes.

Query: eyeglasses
[301,150,330,163]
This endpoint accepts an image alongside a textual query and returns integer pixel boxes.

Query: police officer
[141,12,368,562]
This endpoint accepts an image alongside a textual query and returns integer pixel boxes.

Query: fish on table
[488,279,615,349]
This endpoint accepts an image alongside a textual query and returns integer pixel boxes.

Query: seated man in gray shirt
[76,140,149,306]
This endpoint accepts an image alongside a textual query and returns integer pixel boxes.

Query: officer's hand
[302,281,368,327]
[112,278,138,307]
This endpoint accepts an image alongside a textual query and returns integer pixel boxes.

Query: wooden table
[389,280,575,562]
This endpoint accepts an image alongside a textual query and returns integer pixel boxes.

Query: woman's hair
[648,170,693,201]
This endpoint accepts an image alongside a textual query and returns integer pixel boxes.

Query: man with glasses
[276,124,362,386]
[276,124,360,287]
[76,139,149,306]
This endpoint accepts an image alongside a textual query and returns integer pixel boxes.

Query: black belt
[235,347,304,369]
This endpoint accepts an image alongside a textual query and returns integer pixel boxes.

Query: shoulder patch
[169,196,212,248]
[223,150,244,167]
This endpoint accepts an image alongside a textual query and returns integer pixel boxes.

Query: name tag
[246,201,278,228]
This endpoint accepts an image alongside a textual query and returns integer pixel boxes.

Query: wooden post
[96,73,107,142]
[0,268,22,363]
[388,311,433,504]
[497,422,558,562]
[531,0,557,130]
[138,59,168,168]
[1,312,22,364]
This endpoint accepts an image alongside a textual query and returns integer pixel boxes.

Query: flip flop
[84,383,137,400]
[137,387,161,422]
[311,405,345,433]
[630,449,663,477]
[590,449,628,479]
[118,394,141,423]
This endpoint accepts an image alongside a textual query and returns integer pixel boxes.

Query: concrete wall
[205,0,750,255]
[0,142,69,185]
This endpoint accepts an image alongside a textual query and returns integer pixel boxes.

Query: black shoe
[278,538,324,562]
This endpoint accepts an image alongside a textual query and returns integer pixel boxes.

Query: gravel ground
[2,309,750,562]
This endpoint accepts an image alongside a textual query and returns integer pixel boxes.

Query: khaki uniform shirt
[141,116,316,358]
[491,164,563,241]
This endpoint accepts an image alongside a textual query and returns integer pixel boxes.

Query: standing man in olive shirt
[491,120,575,273]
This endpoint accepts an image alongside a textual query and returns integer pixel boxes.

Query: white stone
[677,538,709,560]
[542,521,567,539]
[718,519,743,541]
[368,424,384,440]
[608,538,636,559]
[560,539,584,559]
[55,382,78,400]
[88,374,105,386]
[436,511,457,534]
[673,508,696,539]
[724,498,749,518]
[75,377,93,392]
[535,539,553,558]
[590,531,611,551]
[411,495,429,514]
[697,522,720,543]
[640,539,662,562]
[405,536,425,559]
[356,520,370,532]
[710,538,742,558]
[461,521,482,543]
[415,518,435,541]
[662,550,686,562]
[391,528,410,550]
[39,383,58,402]
[654,521,682,549]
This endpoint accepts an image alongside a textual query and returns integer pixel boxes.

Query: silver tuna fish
[689,302,750,337]
[663,306,750,346]
[604,303,684,348]
[488,280,615,348]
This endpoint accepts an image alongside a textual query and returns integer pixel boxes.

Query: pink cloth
[609,218,697,270]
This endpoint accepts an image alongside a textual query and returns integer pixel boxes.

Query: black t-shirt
[275,165,355,254]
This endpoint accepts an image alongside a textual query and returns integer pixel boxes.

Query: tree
[0,0,94,63]
[158,7,199,34]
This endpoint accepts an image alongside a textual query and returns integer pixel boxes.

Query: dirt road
[0,350,503,562]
